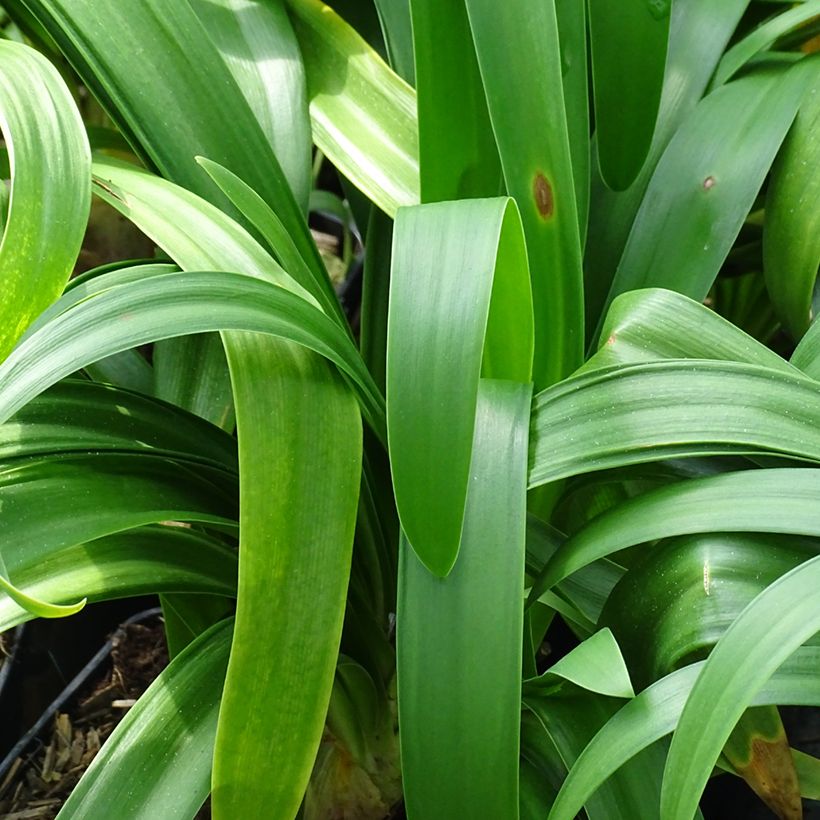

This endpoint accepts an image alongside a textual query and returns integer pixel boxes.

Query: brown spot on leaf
[533,173,554,219]
[703,176,716,190]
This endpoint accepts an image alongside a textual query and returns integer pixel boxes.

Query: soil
[0,619,171,819]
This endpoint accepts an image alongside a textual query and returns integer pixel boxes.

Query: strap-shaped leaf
[387,198,532,574]
[18,0,306,235]
[212,337,362,817]
[713,1,820,88]
[530,360,820,488]
[555,0,589,242]
[662,557,820,819]
[0,40,90,359]
[588,0,670,191]
[524,628,634,699]
[397,379,530,819]
[411,0,501,202]
[600,532,816,686]
[197,157,345,329]
[584,0,749,331]
[0,526,237,633]
[87,151,364,820]
[0,268,385,441]
[530,468,820,600]
[465,0,584,386]
[792,309,820,378]
[191,0,312,212]
[599,64,806,332]
[763,55,820,340]
[548,645,820,820]
[285,0,419,215]
[584,288,794,374]
[0,380,237,471]
[57,619,233,819]
[524,633,666,820]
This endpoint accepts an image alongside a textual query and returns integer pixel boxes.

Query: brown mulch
[0,620,169,819]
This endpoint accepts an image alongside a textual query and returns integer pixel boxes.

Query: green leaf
[662,557,820,819]
[372,0,414,81]
[285,0,419,215]
[387,198,532,574]
[524,628,634,700]
[197,156,345,329]
[154,334,235,431]
[64,154,365,817]
[792,309,820,377]
[465,0,584,386]
[555,0,589,243]
[0,380,237,471]
[763,55,820,339]
[547,646,820,820]
[584,0,750,332]
[0,268,384,441]
[212,336,362,818]
[0,454,237,554]
[0,525,237,633]
[588,0,670,191]
[599,66,806,330]
[20,0,305,230]
[583,288,795,374]
[411,0,501,202]
[713,1,820,87]
[57,619,233,819]
[0,575,85,619]
[600,532,815,686]
[398,379,530,820]
[527,688,667,820]
[530,468,820,601]
[190,0,312,212]
[0,39,90,359]
[530,360,820,489]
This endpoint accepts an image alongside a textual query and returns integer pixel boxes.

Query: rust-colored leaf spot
[702,175,716,191]
[533,173,554,219]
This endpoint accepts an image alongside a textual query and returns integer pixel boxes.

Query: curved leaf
[0,525,237,633]
[763,55,820,339]
[584,288,794,374]
[387,198,532,574]
[662,557,820,819]
[197,156,344,328]
[0,39,90,359]
[465,0,584,386]
[411,0,500,203]
[599,65,805,333]
[530,360,820,488]
[548,645,820,820]
[191,0,311,211]
[600,532,815,686]
[398,380,530,819]
[0,269,385,440]
[713,2,820,87]
[87,151,366,819]
[583,0,750,332]
[285,0,419,215]
[19,0,306,232]
[211,337,362,818]
[57,619,233,819]
[0,380,237,471]
[530,468,820,601]
[588,0,670,190]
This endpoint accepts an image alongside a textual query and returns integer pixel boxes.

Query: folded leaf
[387,197,532,574]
